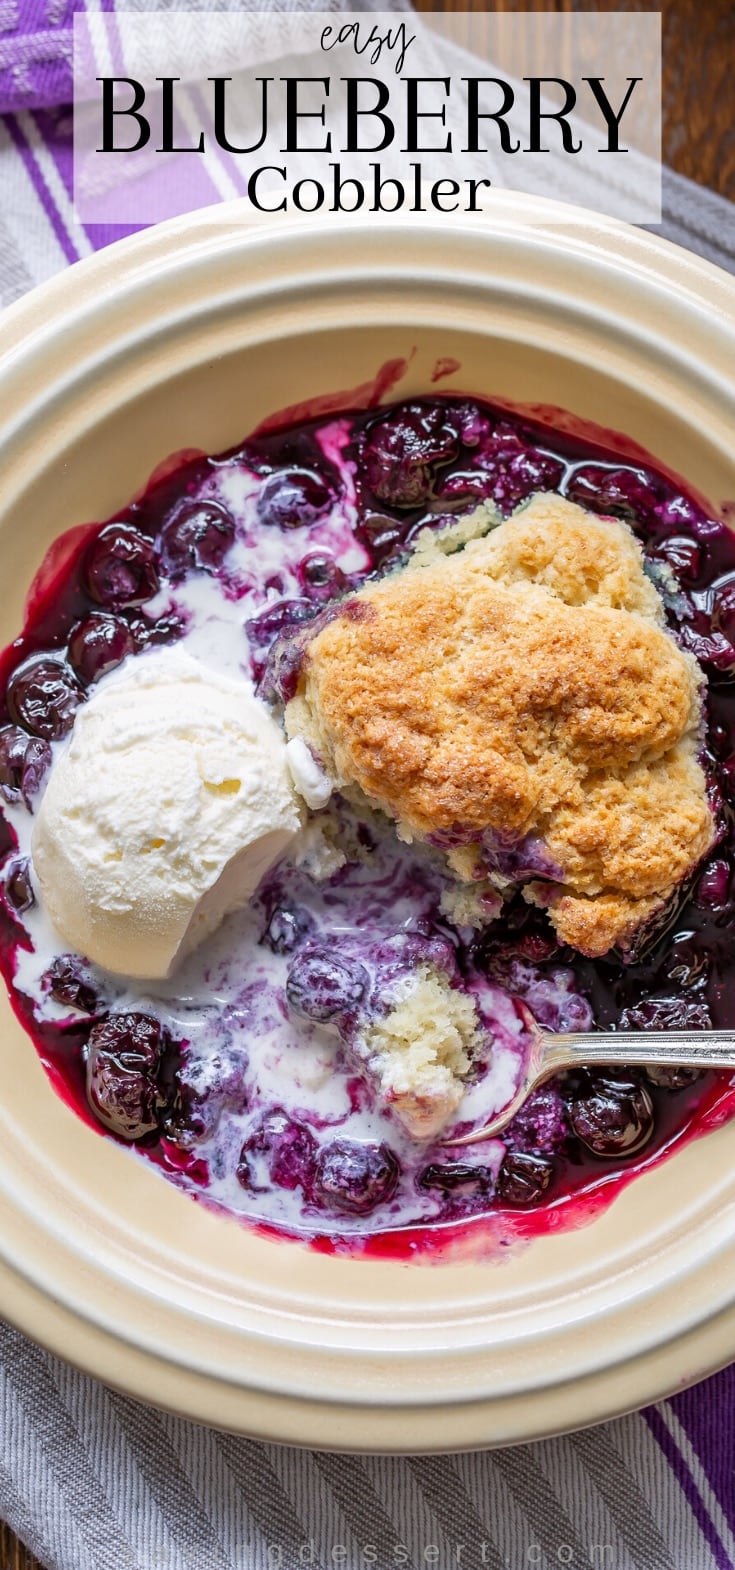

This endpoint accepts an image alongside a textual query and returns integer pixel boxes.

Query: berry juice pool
[1,390,735,1254]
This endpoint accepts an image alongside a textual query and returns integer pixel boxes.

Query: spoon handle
[541,1030,735,1077]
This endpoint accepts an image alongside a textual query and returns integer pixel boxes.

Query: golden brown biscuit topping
[285,495,714,957]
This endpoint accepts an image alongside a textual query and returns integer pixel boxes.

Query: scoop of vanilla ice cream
[32,648,302,979]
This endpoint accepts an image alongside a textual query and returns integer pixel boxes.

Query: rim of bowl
[0,193,734,1450]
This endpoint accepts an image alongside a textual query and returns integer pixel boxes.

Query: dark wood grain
[0,1520,42,1570]
[1,4,732,1569]
[414,0,735,199]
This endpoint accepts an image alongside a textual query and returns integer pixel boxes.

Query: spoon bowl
[443,1023,735,1146]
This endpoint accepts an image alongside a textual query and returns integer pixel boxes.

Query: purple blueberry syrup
[1,390,735,1252]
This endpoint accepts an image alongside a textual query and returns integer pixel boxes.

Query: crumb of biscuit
[285,493,714,958]
[294,820,347,881]
[523,883,665,956]
[358,964,480,1139]
[409,501,500,567]
[439,881,502,929]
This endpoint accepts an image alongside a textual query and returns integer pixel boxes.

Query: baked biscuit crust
[285,495,714,957]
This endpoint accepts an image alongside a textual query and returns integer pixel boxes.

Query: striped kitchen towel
[1,0,734,293]
[3,5,735,1570]
[2,1316,735,1570]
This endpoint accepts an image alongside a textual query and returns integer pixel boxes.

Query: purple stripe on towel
[33,106,140,250]
[4,109,79,264]
[668,1366,735,1547]
[644,1404,733,1570]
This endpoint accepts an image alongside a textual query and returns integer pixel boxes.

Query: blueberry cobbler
[1,391,735,1250]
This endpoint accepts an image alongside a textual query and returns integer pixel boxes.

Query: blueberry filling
[311,1138,400,1215]
[163,1046,248,1149]
[237,1108,317,1194]
[45,954,98,1015]
[568,1071,655,1159]
[257,468,333,530]
[7,658,83,741]
[68,612,137,686]
[85,523,160,608]
[4,857,34,915]
[0,725,51,808]
[160,500,236,577]
[85,1012,172,1141]
[496,1151,555,1207]
[360,401,462,507]
[0,391,734,1245]
[286,945,369,1026]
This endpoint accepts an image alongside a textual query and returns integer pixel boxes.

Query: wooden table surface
[2,2,734,1567]
[414,0,735,200]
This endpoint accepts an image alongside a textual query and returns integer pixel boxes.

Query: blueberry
[662,937,710,992]
[651,535,702,583]
[454,402,491,446]
[245,597,321,696]
[312,1138,399,1214]
[438,433,564,511]
[481,830,563,883]
[86,1011,167,1140]
[512,929,559,965]
[257,468,332,530]
[590,1067,642,1093]
[618,995,709,1090]
[655,494,714,536]
[361,402,461,507]
[678,618,735,676]
[479,421,528,464]
[565,464,662,526]
[508,1084,568,1151]
[4,858,34,914]
[496,1150,555,1206]
[262,903,314,955]
[618,996,712,1034]
[298,552,346,601]
[438,469,489,501]
[718,755,735,803]
[713,581,735,643]
[496,957,592,1035]
[0,727,29,802]
[86,523,160,608]
[165,1047,247,1150]
[694,858,731,909]
[237,1107,316,1193]
[419,1161,494,1194]
[160,500,235,576]
[7,658,83,741]
[68,612,136,685]
[245,598,316,658]
[0,725,51,808]
[569,1074,654,1158]
[45,955,98,1014]
[645,1064,703,1091]
[134,612,187,649]
[557,993,596,1032]
[286,944,368,1025]
[267,600,347,704]
[373,927,459,987]
[491,449,564,514]
[359,511,409,557]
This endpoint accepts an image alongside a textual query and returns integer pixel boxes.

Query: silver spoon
[442,1025,735,1146]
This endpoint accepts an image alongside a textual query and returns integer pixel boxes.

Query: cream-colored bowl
[1,194,735,1450]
